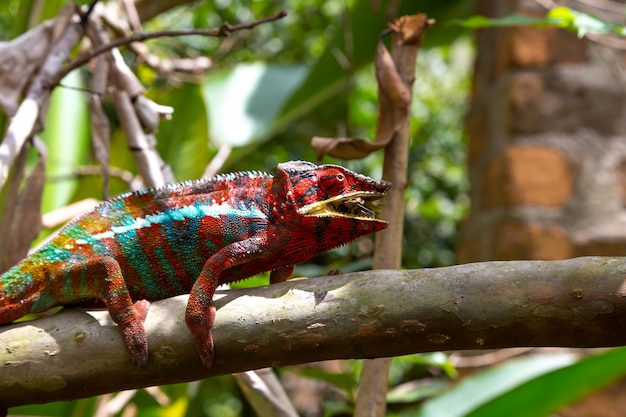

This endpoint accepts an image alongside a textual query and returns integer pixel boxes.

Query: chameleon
[0,161,390,367]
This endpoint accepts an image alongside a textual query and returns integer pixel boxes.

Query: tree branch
[2,256,626,408]
[52,10,288,85]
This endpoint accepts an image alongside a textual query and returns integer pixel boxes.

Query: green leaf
[387,379,449,404]
[547,6,618,37]
[40,70,89,212]
[546,6,576,25]
[467,347,626,417]
[277,0,412,127]
[202,63,307,147]
[450,14,548,29]
[415,352,578,417]
[152,83,210,181]
[409,352,458,378]
[452,7,626,39]
[417,348,626,417]
[296,367,359,393]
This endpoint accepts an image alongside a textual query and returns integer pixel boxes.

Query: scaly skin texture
[0,161,390,366]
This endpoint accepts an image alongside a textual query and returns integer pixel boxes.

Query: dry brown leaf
[0,138,47,271]
[389,14,434,45]
[311,14,431,160]
[90,54,112,198]
[311,39,406,160]
[311,136,387,160]
[0,8,73,116]
[374,37,411,144]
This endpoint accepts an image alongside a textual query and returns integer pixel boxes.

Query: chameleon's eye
[320,171,345,193]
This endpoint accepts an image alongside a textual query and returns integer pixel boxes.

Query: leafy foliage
[454,6,626,38]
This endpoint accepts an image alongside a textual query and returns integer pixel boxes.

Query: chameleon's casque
[0,161,390,366]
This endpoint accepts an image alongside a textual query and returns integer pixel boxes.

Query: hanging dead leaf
[0,137,47,271]
[311,14,432,160]
[311,136,386,160]
[374,37,411,145]
[90,54,111,198]
[0,7,73,116]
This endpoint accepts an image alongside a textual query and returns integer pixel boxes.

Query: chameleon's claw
[187,321,215,367]
[195,333,215,367]
[186,300,216,367]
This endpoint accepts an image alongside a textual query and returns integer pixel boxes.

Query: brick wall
[458,0,626,262]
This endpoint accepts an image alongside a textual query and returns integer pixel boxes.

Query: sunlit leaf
[453,7,626,39]
[387,379,449,404]
[202,63,307,147]
[466,347,626,417]
[40,70,89,212]
[410,352,458,378]
[547,6,618,37]
[416,348,626,417]
[450,14,547,29]
[296,367,359,392]
[415,353,577,417]
[152,83,210,181]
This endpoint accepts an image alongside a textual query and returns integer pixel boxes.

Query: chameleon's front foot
[185,303,217,367]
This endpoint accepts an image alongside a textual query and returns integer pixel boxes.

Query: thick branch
[2,256,626,407]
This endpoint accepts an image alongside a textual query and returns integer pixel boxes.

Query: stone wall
[458,0,626,262]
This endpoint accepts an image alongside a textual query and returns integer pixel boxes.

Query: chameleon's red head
[274,161,391,233]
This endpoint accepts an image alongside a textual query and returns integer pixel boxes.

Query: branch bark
[2,256,626,408]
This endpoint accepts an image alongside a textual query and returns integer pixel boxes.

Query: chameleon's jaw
[298,192,388,223]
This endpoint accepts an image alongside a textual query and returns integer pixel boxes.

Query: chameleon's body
[0,161,389,366]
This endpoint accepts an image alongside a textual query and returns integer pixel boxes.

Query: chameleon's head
[274,161,390,233]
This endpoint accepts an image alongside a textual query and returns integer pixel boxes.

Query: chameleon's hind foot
[115,300,151,366]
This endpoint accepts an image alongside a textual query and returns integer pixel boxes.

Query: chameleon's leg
[63,257,150,366]
[186,237,266,367]
[269,265,294,284]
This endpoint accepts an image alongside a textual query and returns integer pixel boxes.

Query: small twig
[531,0,556,9]
[47,165,142,190]
[79,0,100,26]
[573,0,626,14]
[450,348,536,368]
[203,144,232,179]
[586,32,626,50]
[53,10,288,85]
[595,43,626,93]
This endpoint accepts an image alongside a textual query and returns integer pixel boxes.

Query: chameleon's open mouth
[298,192,387,222]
